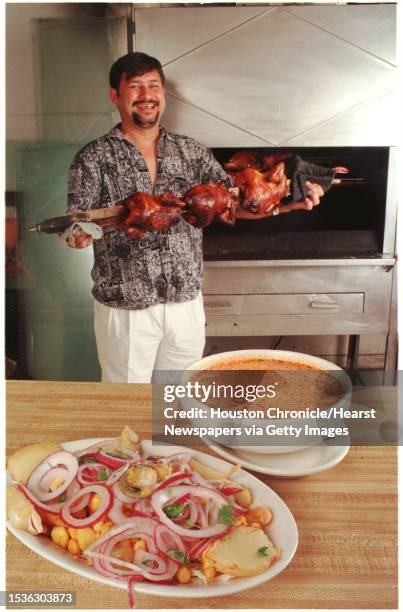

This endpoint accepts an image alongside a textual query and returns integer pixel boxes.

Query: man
[67,52,324,383]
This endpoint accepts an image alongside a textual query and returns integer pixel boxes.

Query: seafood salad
[6,428,280,607]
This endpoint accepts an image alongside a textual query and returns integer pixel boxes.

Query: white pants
[93,293,206,383]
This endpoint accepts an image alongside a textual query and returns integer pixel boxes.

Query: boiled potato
[6,485,44,535]
[204,525,278,577]
[7,442,62,484]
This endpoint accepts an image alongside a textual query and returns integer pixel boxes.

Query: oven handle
[204,301,232,309]
[309,299,340,309]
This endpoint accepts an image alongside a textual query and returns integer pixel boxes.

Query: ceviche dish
[6,428,281,607]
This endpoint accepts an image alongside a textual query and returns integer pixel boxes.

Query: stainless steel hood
[134,4,397,147]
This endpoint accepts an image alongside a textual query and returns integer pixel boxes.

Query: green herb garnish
[164,503,185,519]
[141,559,152,566]
[168,550,189,564]
[258,547,268,557]
[97,468,109,481]
[58,495,67,502]
[218,505,234,525]
[184,518,195,527]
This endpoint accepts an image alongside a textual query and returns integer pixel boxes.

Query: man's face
[110,69,166,128]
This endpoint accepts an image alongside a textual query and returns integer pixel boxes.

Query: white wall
[6,3,106,141]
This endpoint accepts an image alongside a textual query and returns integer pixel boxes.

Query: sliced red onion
[75,439,117,458]
[130,509,154,519]
[86,547,176,583]
[108,496,134,525]
[206,478,244,495]
[84,517,159,553]
[145,558,177,582]
[151,485,228,539]
[188,535,221,560]
[61,485,112,528]
[65,479,81,498]
[128,575,145,609]
[154,473,193,492]
[39,467,68,492]
[207,502,219,525]
[154,524,187,565]
[19,484,63,514]
[120,448,141,461]
[69,492,91,514]
[232,502,249,516]
[87,522,168,580]
[94,450,135,470]
[107,464,129,487]
[135,497,155,517]
[188,500,199,526]
[163,453,191,465]
[84,550,147,577]
[218,485,243,496]
[27,451,78,502]
[197,502,208,529]
[77,463,108,486]
[112,482,136,504]
[133,549,167,575]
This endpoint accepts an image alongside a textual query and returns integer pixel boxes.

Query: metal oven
[202,146,397,369]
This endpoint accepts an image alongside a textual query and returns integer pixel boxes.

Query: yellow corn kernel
[92,520,105,533]
[133,539,146,551]
[176,565,191,584]
[139,487,153,498]
[68,527,78,539]
[67,538,81,556]
[110,540,133,563]
[246,506,272,527]
[49,478,64,492]
[202,566,217,581]
[233,515,247,526]
[89,493,101,513]
[234,488,252,508]
[45,513,68,528]
[51,526,69,549]
[76,528,97,551]
[100,521,114,535]
[155,465,172,481]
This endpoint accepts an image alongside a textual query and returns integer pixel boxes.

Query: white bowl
[181,349,351,455]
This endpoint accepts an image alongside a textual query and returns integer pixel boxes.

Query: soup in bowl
[181,350,351,455]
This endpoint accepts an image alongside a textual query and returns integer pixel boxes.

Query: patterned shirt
[68,125,230,310]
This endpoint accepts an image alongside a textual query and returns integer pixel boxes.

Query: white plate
[207,438,350,478]
[7,438,298,599]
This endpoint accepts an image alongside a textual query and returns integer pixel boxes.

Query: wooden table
[6,381,398,609]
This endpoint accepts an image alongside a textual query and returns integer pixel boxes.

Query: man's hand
[60,230,93,249]
[272,181,324,215]
[235,181,325,219]
[72,232,94,248]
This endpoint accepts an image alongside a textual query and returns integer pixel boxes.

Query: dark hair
[109,52,165,90]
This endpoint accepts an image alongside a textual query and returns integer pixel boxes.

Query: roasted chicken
[232,163,290,215]
[116,192,186,238]
[224,151,291,174]
[183,183,238,228]
[116,184,238,235]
